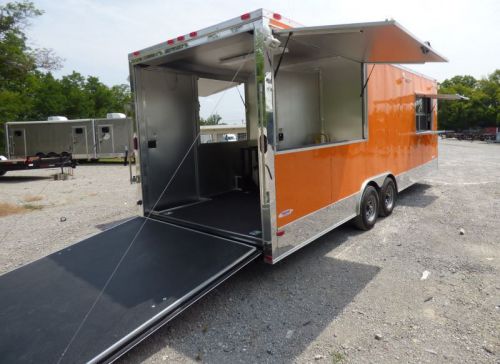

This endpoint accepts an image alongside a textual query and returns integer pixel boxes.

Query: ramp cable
[57,59,249,363]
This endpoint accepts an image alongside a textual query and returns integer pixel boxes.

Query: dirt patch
[0,202,27,217]
[23,195,44,202]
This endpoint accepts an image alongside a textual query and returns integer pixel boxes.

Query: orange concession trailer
[129,9,448,264]
[0,10,454,363]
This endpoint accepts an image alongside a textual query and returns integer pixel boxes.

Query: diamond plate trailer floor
[0,217,259,363]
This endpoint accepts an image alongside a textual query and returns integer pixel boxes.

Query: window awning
[416,93,469,101]
[275,20,447,64]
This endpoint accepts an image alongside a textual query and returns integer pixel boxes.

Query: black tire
[35,152,46,158]
[354,185,379,231]
[379,178,397,217]
[0,171,6,176]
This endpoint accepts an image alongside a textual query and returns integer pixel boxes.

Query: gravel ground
[0,163,137,275]
[1,140,499,363]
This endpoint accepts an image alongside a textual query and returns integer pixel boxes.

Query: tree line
[1,1,498,154]
[0,1,131,151]
[438,71,499,131]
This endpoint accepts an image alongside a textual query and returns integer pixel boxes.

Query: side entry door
[11,129,27,158]
[98,125,115,154]
[71,126,89,157]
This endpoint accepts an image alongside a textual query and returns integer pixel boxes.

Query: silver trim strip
[274,192,359,262]
[277,190,358,230]
[395,157,438,192]
[157,198,211,213]
[272,213,357,264]
[152,213,261,243]
[276,138,368,155]
[143,216,257,248]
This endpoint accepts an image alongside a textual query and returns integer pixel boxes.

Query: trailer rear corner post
[255,18,279,260]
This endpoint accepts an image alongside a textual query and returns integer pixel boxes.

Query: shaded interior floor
[155,190,262,242]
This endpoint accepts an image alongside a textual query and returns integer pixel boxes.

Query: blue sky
[13,0,500,121]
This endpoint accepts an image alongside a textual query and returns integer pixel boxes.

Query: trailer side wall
[273,64,437,259]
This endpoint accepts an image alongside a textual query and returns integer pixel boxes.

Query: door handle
[259,134,268,153]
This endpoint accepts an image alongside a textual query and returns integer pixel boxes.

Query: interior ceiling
[145,32,255,81]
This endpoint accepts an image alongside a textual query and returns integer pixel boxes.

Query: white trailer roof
[6,118,131,125]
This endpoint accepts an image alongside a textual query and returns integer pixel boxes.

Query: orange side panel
[274,148,331,225]
[275,65,438,228]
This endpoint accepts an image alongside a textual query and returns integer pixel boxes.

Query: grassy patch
[331,351,346,364]
[23,203,44,211]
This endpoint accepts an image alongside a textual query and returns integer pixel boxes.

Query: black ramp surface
[0,217,257,363]
[164,190,262,238]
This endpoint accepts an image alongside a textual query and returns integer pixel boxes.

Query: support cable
[57,60,249,363]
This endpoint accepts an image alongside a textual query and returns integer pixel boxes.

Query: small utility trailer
[4,114,133,160]
[0,10,453,363]
[0,154,75,176]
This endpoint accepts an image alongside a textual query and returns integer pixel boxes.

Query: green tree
[0,0,42,89]
[200,113,223,125]
[438,70,500,130]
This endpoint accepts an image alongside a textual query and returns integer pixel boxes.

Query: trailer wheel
[379,178,397,217]
[354,185,379,231]
[36,152,46,158]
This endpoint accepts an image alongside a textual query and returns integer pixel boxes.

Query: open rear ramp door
[0,217,260,363]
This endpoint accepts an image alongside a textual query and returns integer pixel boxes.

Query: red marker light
[273,13,282,20]
[177,35,185,41]
[167,39,175,45]
[240,13,251,20]
[132,51,140,56]
[276,230,285,237]
[189,31,197,37]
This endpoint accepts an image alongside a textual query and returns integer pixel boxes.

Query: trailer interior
[134,31,263,243]
[133,28,370,242]
[274,53,366,150]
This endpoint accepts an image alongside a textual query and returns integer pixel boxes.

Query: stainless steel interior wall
[135,67,199,212]
[321,58,363,142]
[274,71,321,149]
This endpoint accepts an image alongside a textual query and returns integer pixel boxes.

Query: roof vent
[47,116,68,121]
[106,113,126,119]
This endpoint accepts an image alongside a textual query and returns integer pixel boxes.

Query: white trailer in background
[5,114,133,160]
[200,124,247,143]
